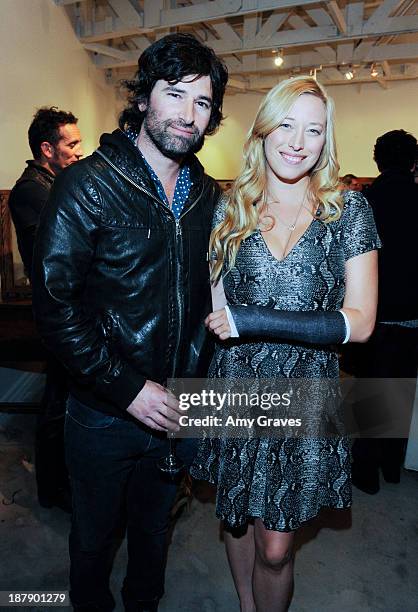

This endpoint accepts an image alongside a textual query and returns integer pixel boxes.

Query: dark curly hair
[119,33,228,135]
[28,106,78,160]
[374,129,417,172]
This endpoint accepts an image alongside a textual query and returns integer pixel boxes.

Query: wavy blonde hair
[211,75,342,283]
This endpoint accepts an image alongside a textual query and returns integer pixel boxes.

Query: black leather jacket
[32,129,220,417]
[8,161,55,279]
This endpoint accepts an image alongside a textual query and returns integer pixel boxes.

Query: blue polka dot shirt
[125,128,192,220]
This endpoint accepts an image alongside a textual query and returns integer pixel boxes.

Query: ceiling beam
[91,40,418,71]
[158,0,318,28]
[210,20,242,52]
[382,59,392,76]
[79,0,320,42]
[106,0,142,26]
[83,43,133,60]
[324,73,416,85]
[327,1,348,34]
[252,12,289,43]
[76,1,418,47]
[377,76,389,87]
[54,0,87,5]
[80,17,149,43]
[246,70,417,91]
[362,0,417,34]
[306,8,335,27]
[337,42,355,63]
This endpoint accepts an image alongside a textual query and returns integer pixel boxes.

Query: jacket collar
[98,129,206,207]
[25,160,55,180]
[15,160,55,188]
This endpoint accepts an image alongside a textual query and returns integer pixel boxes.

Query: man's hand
[205,308,231,340]
[126,380,181,432]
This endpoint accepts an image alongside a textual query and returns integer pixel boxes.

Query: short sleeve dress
[191,191,381,532]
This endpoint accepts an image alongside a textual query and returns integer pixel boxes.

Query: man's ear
[40,141,54,160]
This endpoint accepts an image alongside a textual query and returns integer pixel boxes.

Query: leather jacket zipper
[173,219,183,378]
[95,148,204,380]
[171,190,205,377]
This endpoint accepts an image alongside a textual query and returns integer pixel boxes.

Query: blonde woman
[191,76,380,611]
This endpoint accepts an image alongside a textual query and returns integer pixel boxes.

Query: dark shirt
[366,168,418,322]
[8,161,55,279]
[125,128,192,219]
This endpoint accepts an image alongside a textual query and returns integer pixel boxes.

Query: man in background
[339,173,362,192]
[8,107,83,512]
[9,107,83,278]
[351,129,418,493]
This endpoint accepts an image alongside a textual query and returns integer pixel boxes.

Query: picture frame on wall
[0,190,32,302]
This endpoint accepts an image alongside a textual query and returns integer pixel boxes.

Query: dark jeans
[65,395,197,611]
[351,324,418,478]
[35,355,69,502]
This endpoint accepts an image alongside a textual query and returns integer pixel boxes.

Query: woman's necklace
[264,185,310,259]
[266,186,308,231]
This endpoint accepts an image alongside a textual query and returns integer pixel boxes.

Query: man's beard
[143,108,205,158]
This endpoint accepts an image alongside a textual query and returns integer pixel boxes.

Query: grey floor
[0,413,417,612]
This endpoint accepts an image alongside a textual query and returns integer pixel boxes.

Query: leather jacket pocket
[66,396,116,428]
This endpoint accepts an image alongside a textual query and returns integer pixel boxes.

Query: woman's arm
[206,250,378,344]
[211,275,227,310]
[341,249,378,343]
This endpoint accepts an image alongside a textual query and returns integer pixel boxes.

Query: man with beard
[32,34,227,612]
[9,107,83,513]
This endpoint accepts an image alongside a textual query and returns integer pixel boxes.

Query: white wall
[198,79,418,179]
[0,0,119,189]
[331,80,418,177]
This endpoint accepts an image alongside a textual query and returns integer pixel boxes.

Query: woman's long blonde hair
[211,75,342,283]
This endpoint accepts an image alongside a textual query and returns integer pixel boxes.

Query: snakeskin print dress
[191,191,380,532]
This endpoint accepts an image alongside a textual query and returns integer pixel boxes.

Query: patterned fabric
[191,190,381,532]
[125,127,192,219]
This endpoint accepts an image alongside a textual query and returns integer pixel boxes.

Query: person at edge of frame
[8,106,83,513]
[351,129,418,494]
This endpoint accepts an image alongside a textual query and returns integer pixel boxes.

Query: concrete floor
[0,413,417,612]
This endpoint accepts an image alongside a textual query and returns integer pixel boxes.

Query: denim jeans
[65,395,197,611]
[35,354,69,504]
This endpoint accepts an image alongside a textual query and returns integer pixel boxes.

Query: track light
[309,65,322,80]
[273,49,284,67]
[370,63,379,78]
[344,68,354,80]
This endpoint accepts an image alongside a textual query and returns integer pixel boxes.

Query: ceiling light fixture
[274,49,284,67]
[344,68,354,80]
[309,65,322,80]
[370,63,379,78]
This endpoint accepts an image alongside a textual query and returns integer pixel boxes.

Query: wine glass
[157,431,184,476]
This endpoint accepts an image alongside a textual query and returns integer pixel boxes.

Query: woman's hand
[205,308,231,340]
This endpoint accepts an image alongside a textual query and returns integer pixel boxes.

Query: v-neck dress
[191,190,380,532]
